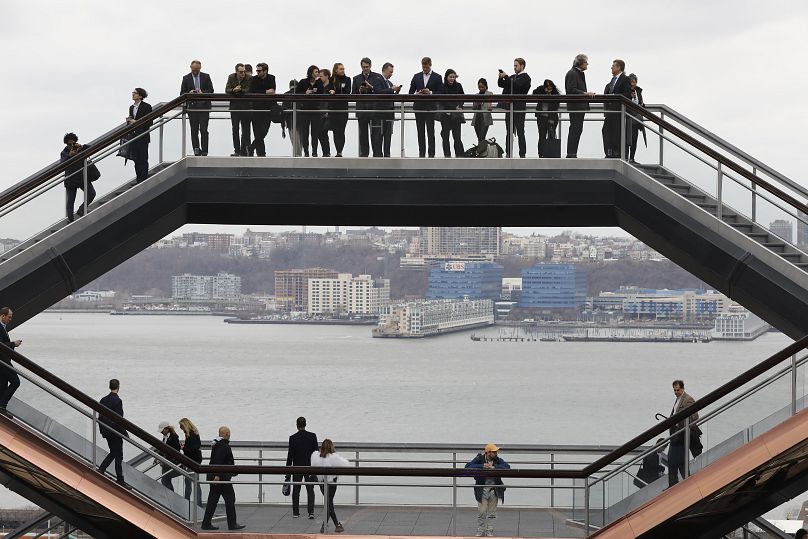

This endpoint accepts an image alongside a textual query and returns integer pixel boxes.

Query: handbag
[117,134,135,163]
[282,481,291,496]
[87,162,101,182]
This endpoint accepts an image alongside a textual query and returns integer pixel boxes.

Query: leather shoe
[200,523,218,530]
[229,524,246,530]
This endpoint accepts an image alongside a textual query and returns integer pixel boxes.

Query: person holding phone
[408,57,444,158]
[497,58,531,158]
[60,133,96,221]
[295,66,325,157]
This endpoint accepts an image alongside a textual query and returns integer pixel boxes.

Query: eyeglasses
[237,70,246,74]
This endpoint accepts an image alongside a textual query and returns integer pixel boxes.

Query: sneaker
[335,523,344,533]
[293,514,301,519]
[475,531,484,537]
[485,530,494,537]
[308,514,315,520]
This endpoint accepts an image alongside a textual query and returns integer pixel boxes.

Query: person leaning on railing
[295,66,326,158]
[465,443,510,537]
[225,63,252,157]
[532,80,560,158]
[601,59,631,158]
[248,63,277,158]
[564,53,595,159]
[60,133,96,222]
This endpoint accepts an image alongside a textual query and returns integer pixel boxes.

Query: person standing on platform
[60,133,96,222]
[328,64,352,157]
[179,417,203,505]
[98,378,128,487]
[497,58,531,158]
[373,62,401,158]
[352,58,380,157]
[471,78,494,151]
[127,88,152,183]
[180,60,214,156]
[282,79,298,154]
[533,80,560,157]
[439,69,465,157]
[315,68,332,158]
[565,54,595,158]
[466,443,510,537]
[601,59,631,158]
[310,439,351,533]
[285,416,319,519]
[295,66,325,157]
[249,63,277,157]
[408,57,444,158]
[157,421,182,491]
[201,426,245,531]
[225,63,252,156]
[0,307,22,415]
[667,379,700,487]
[626,73,645,163]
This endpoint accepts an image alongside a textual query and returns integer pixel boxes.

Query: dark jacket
[98,392,126,439]
[353,71,384,117]
[160,431,181,472]
[497,72,531,111]
[206,437,235,481]
[60,145,89,187]
[285,429,319,480]
[225,73,252,111]
[532,86,560,123]
[439,81,465,122]
[295,78,325,111]
[603,72,632,111]
[250,74,277,110]
[0,323,18,362]
[328,75,352,112]
[180,71,214,110]
[128,101,153,143]
[465,453,510,503]
[375,76,400,120]
[565,67,590,111]
[408,71,444,111]
[183,431,203,464]
[282,89,295,131]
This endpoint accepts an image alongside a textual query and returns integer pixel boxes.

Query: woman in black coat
[179,417,204,505]
[295,66,325,157]
[158,422,182,491]
[627,73,645,163]
[532,79,560,157]
[439,69,465,157]
[328,63,352,157]
[127,87,152,182]
[60,132,96,222]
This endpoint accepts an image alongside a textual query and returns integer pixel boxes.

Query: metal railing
[1,332,807,535]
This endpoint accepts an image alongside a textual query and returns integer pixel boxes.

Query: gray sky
[1,0,806,239]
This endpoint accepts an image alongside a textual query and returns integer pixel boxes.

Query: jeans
[473,118,490,147]
[319,482,339,525]
[189,111,210,155]
[65,182,96,222]
[477,491,498,535]
[161,467,182,491]
[185,474,203,505]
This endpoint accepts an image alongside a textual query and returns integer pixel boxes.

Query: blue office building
[426,262,504,301]
[519,263,588,309]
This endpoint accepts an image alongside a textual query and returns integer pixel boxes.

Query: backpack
[463,137,504,158]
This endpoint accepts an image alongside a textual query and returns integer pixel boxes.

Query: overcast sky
[1,1,806,239]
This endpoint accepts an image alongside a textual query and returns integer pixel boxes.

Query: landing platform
[197,504,583,538]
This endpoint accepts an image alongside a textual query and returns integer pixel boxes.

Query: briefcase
[544,137,561,158]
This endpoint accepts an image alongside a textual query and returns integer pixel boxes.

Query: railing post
[550,452,555,508]
[620,104,627,160]
[399,99,406,158]
[322,476,329,534]
[158,121,164,165]
[792,353,798,416]
[584,477,590,537]
[292,102,299,158]
[658,112,665,167]
[508,101,514,158]
[82,158,89,217]
[91,410,98,469]
[258,449,263,504]
[355,450,360,505]
[192,472,199,529]
[716,162,723,221]
[684,416,691,478]
[452,451,457,537]
[751,166,758,223]
[181,106,187,158]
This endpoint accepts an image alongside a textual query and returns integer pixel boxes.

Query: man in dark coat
[285,416,319,518]
[352,57,383,157]
[497,58,531,158]
[60,133,96,222]
[180,60,214,156]
[201,426,245,531]
[564,54,595,158]
[0,307,22,414]
[465,444,510,537]
[601,59,632,158]
[98,378,128,486]
[249,62,278,157]
[408,57,444,158]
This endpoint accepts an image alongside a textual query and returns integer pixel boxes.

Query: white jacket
[310,451,351,482]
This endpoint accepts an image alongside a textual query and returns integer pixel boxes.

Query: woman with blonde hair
[328,63,352,157]
[310,439,351,532]
[179,417,203,505]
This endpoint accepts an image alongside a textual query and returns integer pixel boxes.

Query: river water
[2,312,799,512]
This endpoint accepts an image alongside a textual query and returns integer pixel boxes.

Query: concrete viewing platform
[197,504,584,538]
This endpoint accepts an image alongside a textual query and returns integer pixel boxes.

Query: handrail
[0,333,807,481]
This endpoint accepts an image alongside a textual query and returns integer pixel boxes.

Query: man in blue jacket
[465,443,510,537]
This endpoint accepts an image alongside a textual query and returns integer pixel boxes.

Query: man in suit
[180,60,214,156]
[225,63,252,156]
[98,378,128,487]
[668,379,699,487]
[202,426,245,531]
[565,54,595,158]
[127,88,153,183]
[373,63,402,158]
[601,59,632,158]
[249,62,278,158]
[285,416,319,518]
[408,57,444,158]
[0,307,22,415]
[497,58,532,158]
[352,57,382,158]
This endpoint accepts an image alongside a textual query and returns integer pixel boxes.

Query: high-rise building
[426,262,504,301]
[307,274,390,316]
[419,227,501,258]
[770,219,793,244]
[275,268,339,312]
[519,263,588,309]
[172,272,242,300]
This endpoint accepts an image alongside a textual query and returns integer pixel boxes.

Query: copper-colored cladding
[595,407,808,538]
[0,415,193,539]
